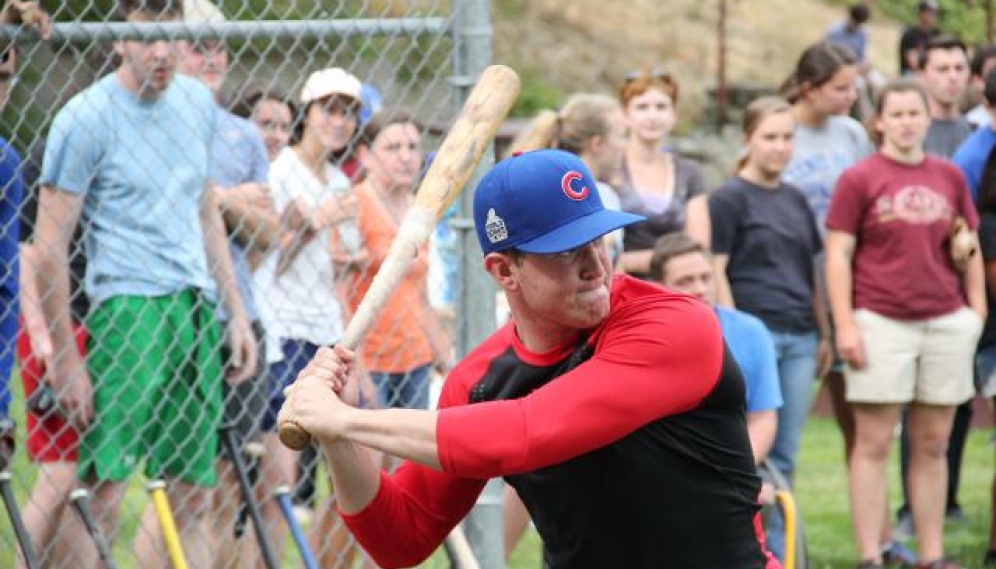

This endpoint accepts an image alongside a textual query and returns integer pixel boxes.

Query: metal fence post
[452,0,505,567]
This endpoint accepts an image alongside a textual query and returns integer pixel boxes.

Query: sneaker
[944,505,965,522]
[882,540,918,568]
[893,511,915,542]
[983,549,996,567]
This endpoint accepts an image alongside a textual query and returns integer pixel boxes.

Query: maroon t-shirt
[825,152,978,320]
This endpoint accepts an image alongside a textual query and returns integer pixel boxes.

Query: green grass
[3,382,994,568]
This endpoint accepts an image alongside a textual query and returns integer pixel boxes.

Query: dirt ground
[493,0,902,124]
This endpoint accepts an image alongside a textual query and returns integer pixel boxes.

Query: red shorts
[17,321,86,463]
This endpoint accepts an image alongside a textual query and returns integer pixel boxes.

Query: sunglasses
[624,68,672,84]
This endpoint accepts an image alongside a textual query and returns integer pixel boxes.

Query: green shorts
[79,289,224,487]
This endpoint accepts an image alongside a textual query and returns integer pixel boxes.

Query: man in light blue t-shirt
[32,1,256,567]
[649,233,782,464]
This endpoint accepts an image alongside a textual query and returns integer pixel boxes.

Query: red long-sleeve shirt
[342,275,773,569]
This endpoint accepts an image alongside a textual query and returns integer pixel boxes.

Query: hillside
[492,0,903,123]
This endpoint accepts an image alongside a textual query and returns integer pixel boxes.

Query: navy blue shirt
[710,177,823,333]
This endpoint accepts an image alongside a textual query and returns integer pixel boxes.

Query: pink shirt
[826,152,978,320]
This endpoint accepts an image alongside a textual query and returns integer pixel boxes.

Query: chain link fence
[0,0,498,567]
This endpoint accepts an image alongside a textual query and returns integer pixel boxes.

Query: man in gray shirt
[919,35,972,158]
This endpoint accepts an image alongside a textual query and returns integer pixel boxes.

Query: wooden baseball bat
[278,64,521,450]
[147,480,190,569]
[68,488,119,569]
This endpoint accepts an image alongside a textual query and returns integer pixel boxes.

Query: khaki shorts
[845,307,982,405]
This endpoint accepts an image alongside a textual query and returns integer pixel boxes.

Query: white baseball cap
[300,68,362,105]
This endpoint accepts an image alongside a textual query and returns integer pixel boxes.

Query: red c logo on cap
[561,171,590,201]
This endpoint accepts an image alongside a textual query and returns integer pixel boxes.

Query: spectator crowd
[1,1,995,568]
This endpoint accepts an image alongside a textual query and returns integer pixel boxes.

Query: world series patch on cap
[473,149,644,255]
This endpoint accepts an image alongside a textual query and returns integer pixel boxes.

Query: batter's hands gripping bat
[278,64,521,450]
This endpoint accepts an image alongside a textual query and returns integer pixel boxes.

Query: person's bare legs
[827,372,856,459]
[16,462,86,569]
[849,402,902,563]
[906,402,957,562]
[210,458,245,569]
[503,484,530,561]
[134,479,213,569]
[832,375,902,555]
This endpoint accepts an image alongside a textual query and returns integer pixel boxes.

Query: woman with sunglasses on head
[616,68,710,278]
[826,78,984,569]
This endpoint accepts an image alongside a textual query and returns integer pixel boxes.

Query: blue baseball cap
[474,149,644,254]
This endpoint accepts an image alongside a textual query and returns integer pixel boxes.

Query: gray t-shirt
[617,153,706,252]
[783,115,873,230]
[924,117,973,159]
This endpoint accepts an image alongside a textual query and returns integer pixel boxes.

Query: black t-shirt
[710,177,823,333]
[898,25,940,74]
[20,140,89,322]
[978,212,996,348]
